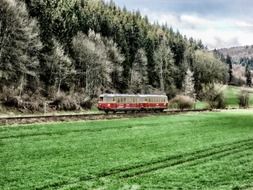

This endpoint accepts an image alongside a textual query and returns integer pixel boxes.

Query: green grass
[1,110,253,189]
[195,101,209,109]
[223,85,253,108]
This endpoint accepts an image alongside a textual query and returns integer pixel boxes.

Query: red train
[98,94,168,113]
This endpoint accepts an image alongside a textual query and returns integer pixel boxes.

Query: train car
[98,94,168,113]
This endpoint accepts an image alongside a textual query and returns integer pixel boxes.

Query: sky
[106,0,253,49]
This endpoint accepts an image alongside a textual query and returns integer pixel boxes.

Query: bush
[238,90,249,108]
[3,96,20,108]
[50,94,79,111]
[80,98,93,109]
[3,95,44,113]
[169,95,194,110]
[201,84,226,109]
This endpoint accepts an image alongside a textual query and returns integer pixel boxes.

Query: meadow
[223,86,253,108]
[1,110,253,190]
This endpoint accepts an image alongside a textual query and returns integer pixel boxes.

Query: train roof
[99,94,167,98]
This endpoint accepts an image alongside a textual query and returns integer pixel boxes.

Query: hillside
[217,45,253,63]
[0,0,227,113]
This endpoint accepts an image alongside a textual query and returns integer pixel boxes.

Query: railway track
[0,109,212,125]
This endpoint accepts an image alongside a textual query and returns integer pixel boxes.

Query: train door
[131,96,137,109]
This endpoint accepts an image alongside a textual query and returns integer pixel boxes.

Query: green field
[223,86,253,108]
[1,110,253,190]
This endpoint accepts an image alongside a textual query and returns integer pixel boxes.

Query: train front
[97,94,106,111]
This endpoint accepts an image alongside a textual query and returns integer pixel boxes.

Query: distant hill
[217,45,253,63]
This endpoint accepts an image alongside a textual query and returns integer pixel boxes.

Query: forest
[0,0,229,112]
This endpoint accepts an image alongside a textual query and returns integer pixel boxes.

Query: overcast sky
[108,0,253,49]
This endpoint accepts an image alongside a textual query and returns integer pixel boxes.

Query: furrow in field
[119,144,253,179]
[35,138,253,190]
[93,138,253,178]
[182,146,253,168]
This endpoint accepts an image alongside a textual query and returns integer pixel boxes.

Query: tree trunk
[19,74,25,97]
[159,63,164,92]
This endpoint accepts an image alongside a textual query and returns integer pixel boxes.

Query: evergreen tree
[226,55,233,84]
[0,0,41,93]
[246,63,252,87]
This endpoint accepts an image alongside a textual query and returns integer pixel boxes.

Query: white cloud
[140,9,253,49]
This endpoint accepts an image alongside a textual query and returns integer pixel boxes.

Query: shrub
[3,96,20,108]
[2,95,44,113]
[50,94,79,111]
[201,84,226,109]
[238,90,249,108]
[169,95,194,110]
[80,98,93,109]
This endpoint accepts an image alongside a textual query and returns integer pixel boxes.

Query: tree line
[0,0,228,111]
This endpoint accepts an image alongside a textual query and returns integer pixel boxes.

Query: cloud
[139,8,253,49]
[108,0,253,49]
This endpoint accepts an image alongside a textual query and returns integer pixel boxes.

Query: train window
[100,97,103,102]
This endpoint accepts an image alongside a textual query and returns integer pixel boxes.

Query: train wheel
[105,110,109,114]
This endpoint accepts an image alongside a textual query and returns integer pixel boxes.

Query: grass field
[223,86,253,108]
[1,110,253,190]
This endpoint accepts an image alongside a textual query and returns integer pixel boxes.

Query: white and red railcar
[98,94,168,113]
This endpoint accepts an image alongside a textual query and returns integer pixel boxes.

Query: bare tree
[182,68,195,99]
[104,39,124,91]
[53,41,74,95]
[130,49,148,93]
[72,30,113,97]
[154,40,175,94]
